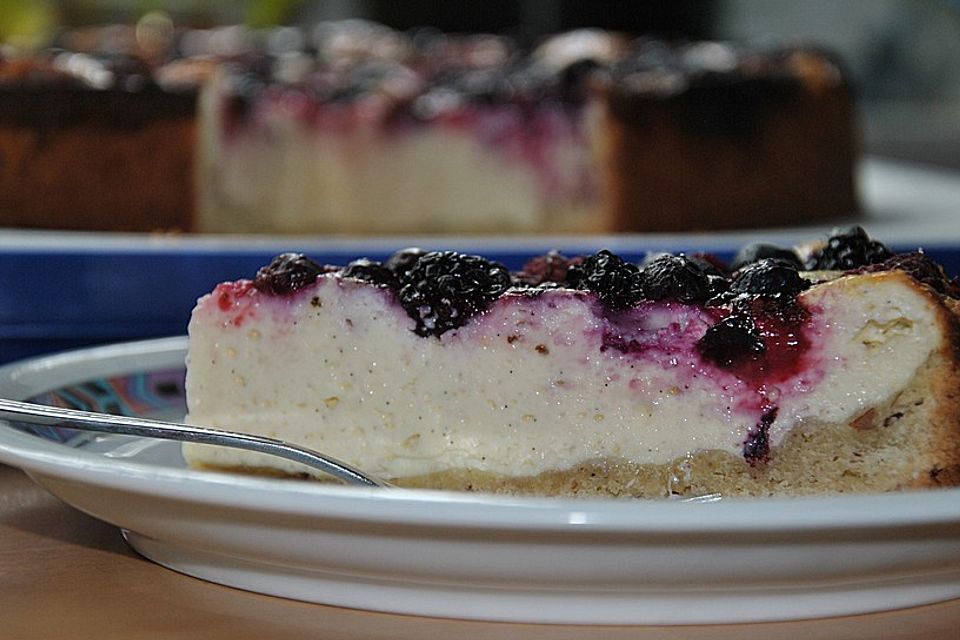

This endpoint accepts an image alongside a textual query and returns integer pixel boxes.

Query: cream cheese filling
[197,77,595,235]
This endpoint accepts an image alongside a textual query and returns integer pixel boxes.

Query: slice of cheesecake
[183,229,960,497]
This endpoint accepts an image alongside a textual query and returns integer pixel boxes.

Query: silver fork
[0,397,388,487]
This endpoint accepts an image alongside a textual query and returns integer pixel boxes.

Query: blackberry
[696,314,766,368]
[689,253,729,277]
[342,259,399,288]
[639,254,712,304]
[860,252,960,298]
[254,253,324,295]
[672,253,730,304]
[515,251,580,287]
[384,247,428,278]
[804,226,892,270]
[730,242,802,271]
[566,250,642,310]
[729,259,809,298]
[704,274,731,304]
[398,251,511,337]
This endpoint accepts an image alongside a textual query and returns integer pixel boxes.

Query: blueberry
[342,259,399,288]
[804,226,892,270]
[384,247,428,278]
[729,259,809,298]
[254,253,324,295]
[696,313,766,368]
[730,242,802,271]
[566,250,643,310]
[398,251,511,337]
[639,254,712,304]
[515,251,580,287]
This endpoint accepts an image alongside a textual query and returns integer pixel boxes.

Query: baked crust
[0,54,198,232]
[600,51,859,232]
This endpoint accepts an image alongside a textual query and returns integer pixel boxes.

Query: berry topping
[859,252,960,298]
[384,247,428,278]
[515,250,581,287]
[697,314,766,368]
[744,407,778,464]
[704,274,731,302]
[566,250,643,310]
[342,259,399,288]
[398,251,512,337]
[688,253,729,277]
[558,58,602,103]
[639,254,712,304]
[804,226,892,270]
[729,259,809,298]
[730,242,802,271]
[254,253,324,295]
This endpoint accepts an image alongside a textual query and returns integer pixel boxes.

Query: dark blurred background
[2,0,958,170]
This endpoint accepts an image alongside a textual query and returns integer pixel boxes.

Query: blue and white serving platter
[1,337,960,625]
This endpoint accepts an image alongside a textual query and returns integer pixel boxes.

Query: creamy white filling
[184,272,943,479]
[196,79,597,234]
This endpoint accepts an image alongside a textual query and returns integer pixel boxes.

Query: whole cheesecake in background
[600,40,859,232]
[0,22,860,235]
[198,26,860,235]
[183,228,960,497]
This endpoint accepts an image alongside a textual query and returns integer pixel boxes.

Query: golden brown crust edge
[598,80,859,233]
[921,294,960,487]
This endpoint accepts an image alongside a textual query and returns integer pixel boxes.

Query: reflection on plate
[2,337,960,625]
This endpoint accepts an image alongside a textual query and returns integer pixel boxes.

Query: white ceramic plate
[1,337,960,625]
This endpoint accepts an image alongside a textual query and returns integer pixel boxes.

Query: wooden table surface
[2,463,959,640]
